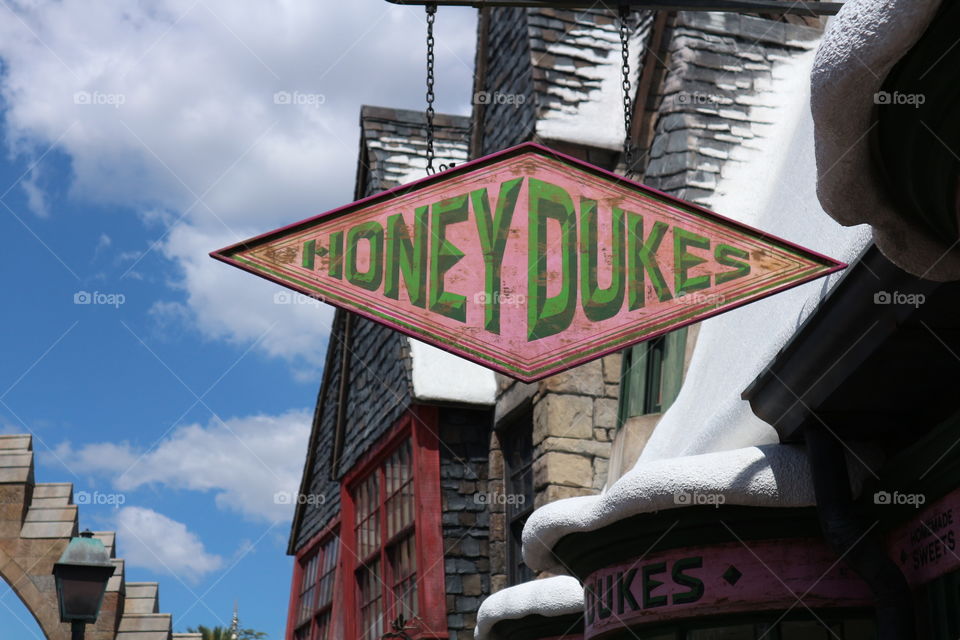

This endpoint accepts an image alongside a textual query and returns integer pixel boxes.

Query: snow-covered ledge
[523,445,818,572]
[475,576,584,640]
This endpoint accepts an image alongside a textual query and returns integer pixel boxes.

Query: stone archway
[0,435,184,640]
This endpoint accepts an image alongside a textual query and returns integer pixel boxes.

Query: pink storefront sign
[582,538,872,638]
[211,143,844,381]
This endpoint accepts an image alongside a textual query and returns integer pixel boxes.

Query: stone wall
[532,355,620,508]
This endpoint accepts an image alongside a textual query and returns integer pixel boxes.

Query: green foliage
[186,625,267,640]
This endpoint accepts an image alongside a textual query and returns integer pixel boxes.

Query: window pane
[390,533,418,621]
[618,328,687,423]
[298,554,319,625]
[314,610,332,640]
[352,436,416,638]
[317,536,338,609]
[293,624,311,640]
[358,559,383,640]
[385,440,414,539]
[355,473,380,560]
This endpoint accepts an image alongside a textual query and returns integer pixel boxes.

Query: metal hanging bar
[386,0,843,15]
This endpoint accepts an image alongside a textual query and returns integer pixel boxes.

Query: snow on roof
[359,105,471,196]
[522,47,876,573]
[475,576,584,640]
[532,10,653,150]
[408,338,497,405]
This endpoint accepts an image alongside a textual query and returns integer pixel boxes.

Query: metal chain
[425,4,437,175]
[619,6,635,171]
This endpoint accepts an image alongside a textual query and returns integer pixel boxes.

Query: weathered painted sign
[211,143,844,381]
[583,539,871,638]
[887,488,960,587]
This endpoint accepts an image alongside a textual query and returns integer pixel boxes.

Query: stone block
[594,398,619,430]
[540,359,604,396]
[533,395,594,444]
[533,452,592,490]
[535,484,596,508]
[20,520,75,539]
[538,437,610,458]
[601,354,621,384]
[0,435,31,450]
[593,457,610,490]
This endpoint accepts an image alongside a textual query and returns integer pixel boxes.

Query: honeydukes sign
[212,143,843,381]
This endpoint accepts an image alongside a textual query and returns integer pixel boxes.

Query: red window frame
[341,406,446,640]
[286,520,340,640]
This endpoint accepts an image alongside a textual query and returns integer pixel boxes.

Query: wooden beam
[385,0,843,16]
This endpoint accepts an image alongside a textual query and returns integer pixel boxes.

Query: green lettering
[429,195,468,322]
[345,223,383,291]
[642,562,668,609]
[302,232,343,279]
[671,556,704,605]
[527,178,577,341]
[627,213,672,308]
[384,207,428,307]
[580,200,625,322]
[471,178,522,333]
[616,569,640,614]
[715,244,751,285]
[674,228,711,297]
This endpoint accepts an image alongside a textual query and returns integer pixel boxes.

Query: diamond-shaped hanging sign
[211,143,844,382]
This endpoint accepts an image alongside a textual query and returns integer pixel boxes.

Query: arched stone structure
[0,435,193,640]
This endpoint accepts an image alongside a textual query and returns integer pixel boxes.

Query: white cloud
[55,408,312,522]
[0,0,476,370]
[116,506,223,583]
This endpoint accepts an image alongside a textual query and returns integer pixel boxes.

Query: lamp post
[52,530,115,640]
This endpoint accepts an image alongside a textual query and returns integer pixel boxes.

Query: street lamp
[52,530,115,640]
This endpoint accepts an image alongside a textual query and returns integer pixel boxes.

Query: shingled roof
[356,105,471,198]
[475,7,652,158]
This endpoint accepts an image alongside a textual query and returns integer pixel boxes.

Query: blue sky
[0,2,476,637]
